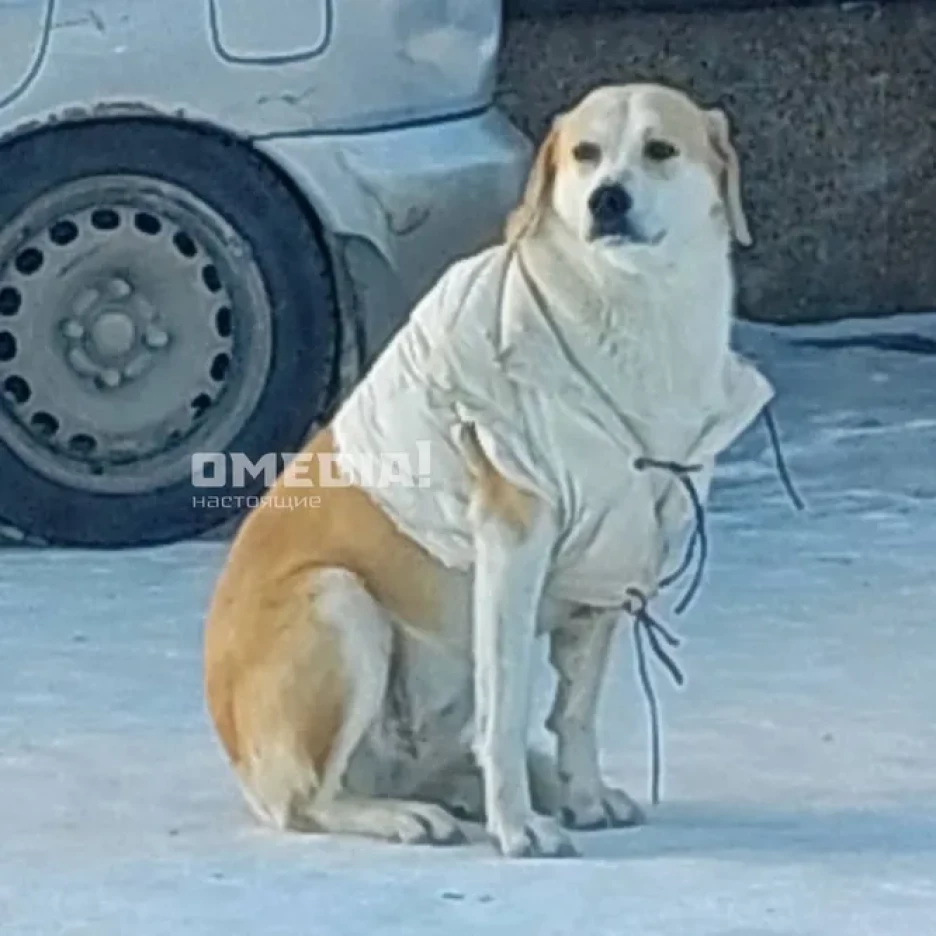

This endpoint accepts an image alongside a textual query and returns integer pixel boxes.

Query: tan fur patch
[204,428,454,793]
[505,124,559,244]
[460,422,536,535]
[703,107,751,246]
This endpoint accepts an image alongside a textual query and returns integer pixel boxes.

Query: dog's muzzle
[587,184,665,246]
[588,182,633,239]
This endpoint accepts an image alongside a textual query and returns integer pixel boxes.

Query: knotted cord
[627,406,803,805]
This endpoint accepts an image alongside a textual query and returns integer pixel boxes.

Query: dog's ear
[706,107,752,247]
[505,122,559,244]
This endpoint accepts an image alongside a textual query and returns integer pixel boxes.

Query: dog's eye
[572,141,602,164]
[644,139,678,162]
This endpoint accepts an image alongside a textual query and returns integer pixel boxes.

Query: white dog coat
[333,230,774,609]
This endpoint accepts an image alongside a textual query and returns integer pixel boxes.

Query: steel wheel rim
[0,175,274,494]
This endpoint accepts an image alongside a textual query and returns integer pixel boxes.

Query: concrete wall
[496,1,935,323]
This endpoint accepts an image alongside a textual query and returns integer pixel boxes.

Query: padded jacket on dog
[333,236,774,609]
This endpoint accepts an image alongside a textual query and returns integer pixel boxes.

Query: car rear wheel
[0,119,339,546]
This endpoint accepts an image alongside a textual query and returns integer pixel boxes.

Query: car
[0,0,530,547]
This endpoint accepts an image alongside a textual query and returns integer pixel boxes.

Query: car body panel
[0,0,52,108]
[259,109,531,359]
[0,0,530,347]
[208,0,331,64]
[0,0,501,137]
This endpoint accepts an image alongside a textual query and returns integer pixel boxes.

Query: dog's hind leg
[231,567,464,844]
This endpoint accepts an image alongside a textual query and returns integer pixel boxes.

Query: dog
[204,83,775,858]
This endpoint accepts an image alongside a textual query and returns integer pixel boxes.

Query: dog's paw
[390,803,468,846]
[489,814,579,858]
[559,786,645,831]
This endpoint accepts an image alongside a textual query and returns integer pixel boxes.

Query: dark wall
[506,0,839,14]
[496,1,936,323]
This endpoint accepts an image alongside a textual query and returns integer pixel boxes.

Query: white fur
[315,568,393,803]
[469,488,576,857]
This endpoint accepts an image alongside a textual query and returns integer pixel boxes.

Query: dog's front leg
[471,495,577,858]
[546,610,644,829]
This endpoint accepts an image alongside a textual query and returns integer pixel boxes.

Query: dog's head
[506,83,751,253]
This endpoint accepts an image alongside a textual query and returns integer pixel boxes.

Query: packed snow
[2,314,936,935]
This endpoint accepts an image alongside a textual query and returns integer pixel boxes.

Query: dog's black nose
[588,183,633,225]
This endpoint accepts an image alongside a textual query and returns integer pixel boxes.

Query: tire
[0,119,339,547]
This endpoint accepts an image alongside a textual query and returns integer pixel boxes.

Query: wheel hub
[91,311,136,359]
[59,275,173,391]
[0,175,273,494]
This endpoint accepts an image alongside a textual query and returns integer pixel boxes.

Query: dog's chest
[510,336,720,603]
[546,420,708,603]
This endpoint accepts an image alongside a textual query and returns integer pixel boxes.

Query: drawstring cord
[628,455,702,807]
[762,405,805,511]
[626,586,685,806]
[626,405,803,805]
[636,457,710,615]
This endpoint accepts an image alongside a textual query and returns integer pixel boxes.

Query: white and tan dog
[204,83,774,858]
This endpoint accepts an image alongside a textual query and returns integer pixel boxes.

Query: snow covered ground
[3,314,936,935]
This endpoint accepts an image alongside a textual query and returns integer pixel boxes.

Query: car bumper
[256,107,533,357]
